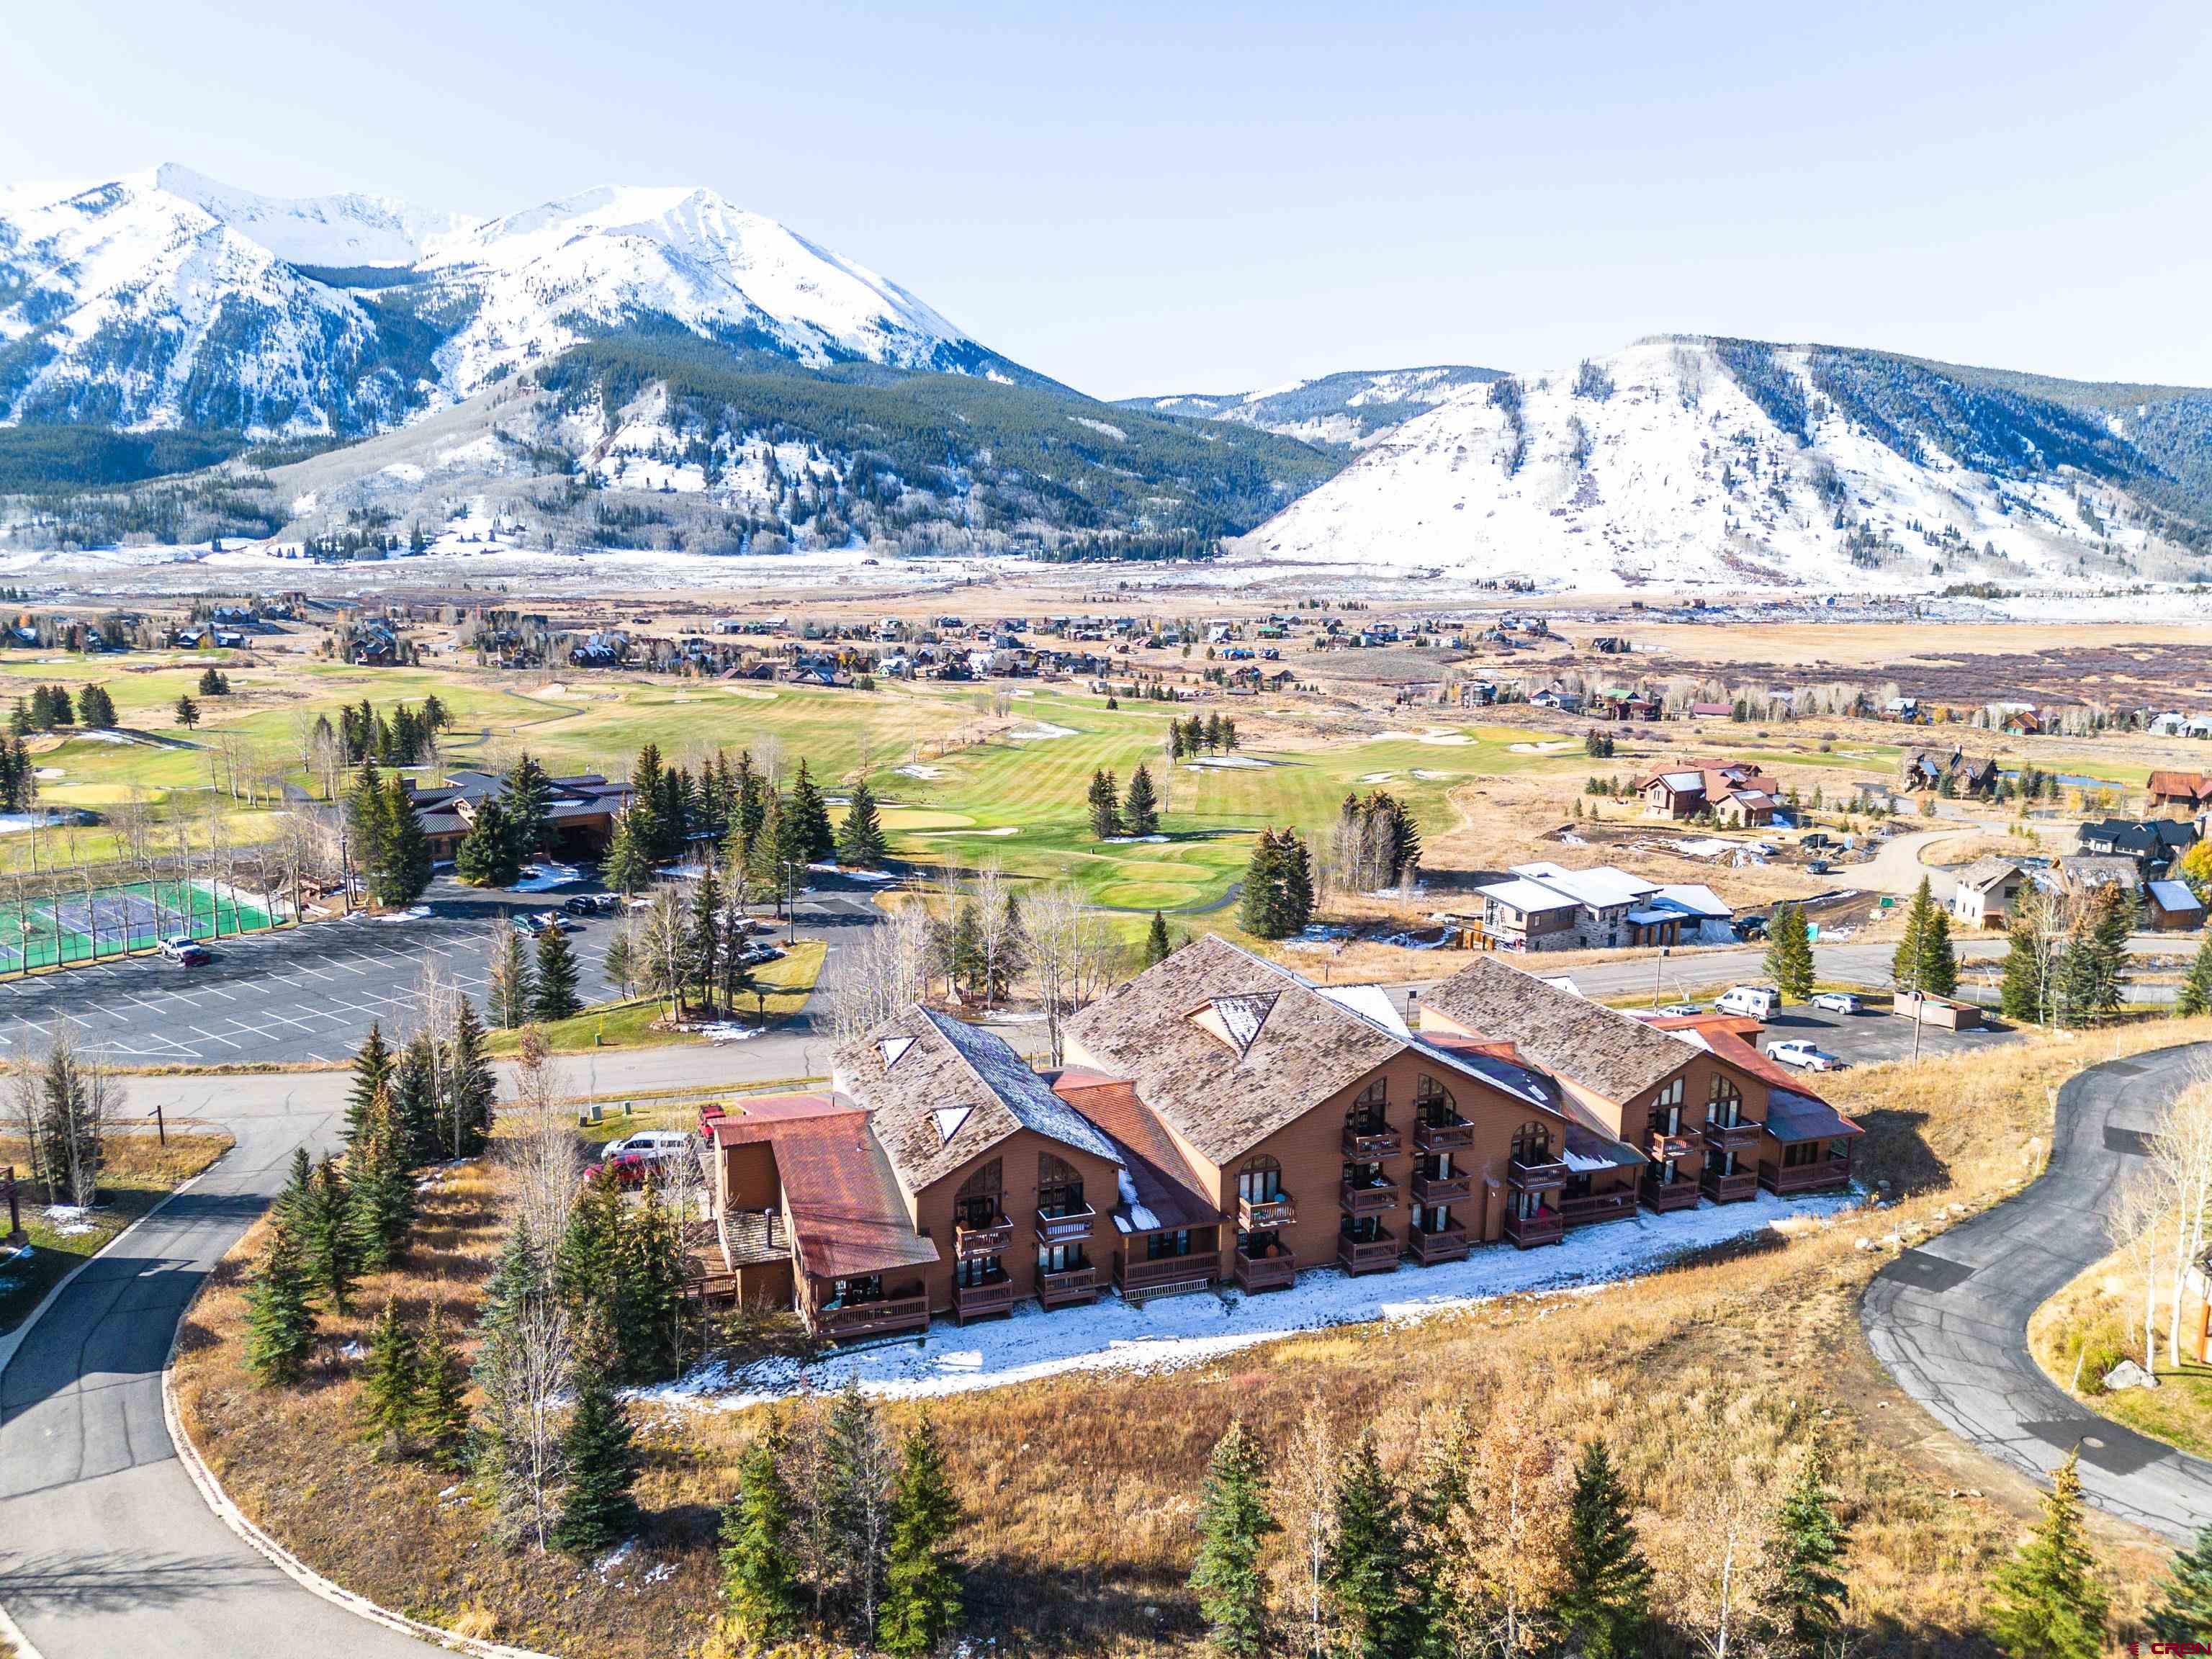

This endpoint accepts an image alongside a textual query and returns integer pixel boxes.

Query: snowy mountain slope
[0,166,1027,439]
[1120,365,1505,449]
[1233,337,2212,593]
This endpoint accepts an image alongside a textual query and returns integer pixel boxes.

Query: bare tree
[1022,884,1123,1066]
[1449,1392,1572,1656]
[830,902,933,1043]
[2112,1166,2175,1374]
[503,1027,579,1249]
[2151,1074,2212,1368]
[1275,1391,1340,1659]
[972,859,1017,1011]
[636,884,694,1017]
[9,1034,111,1206]
[1670,1435,1781,1659]
[477,1221,571,1552]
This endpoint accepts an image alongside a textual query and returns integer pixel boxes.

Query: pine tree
[456,796,522,888]
[1240,832,1287,939]
[534,923,582,1022]
[1917,906,1959,998]
[788,760,835,863]
[689,866,723,1012]
[505,752,554,856]
[1282,831,1315,931]
[721,1412,806,1645]
[300,1154,361,1315]
[1555,1441,1652,1659]
[629,743,669,860]
[1124,763,1161,837]
[1087,768,1123,840]
[615,1190,688,1384]
[1986,1449,2108,1659]
[878,1414,965,1658]
[347,760,392,898]
[442,998,498,1156]
[78,684,117,729]
[349,1082,416,1269]
[411,1301,472,1472]
[837,774,889,868]
[486,925,536,1028]
[1145,909,1173,967]
[345,1022,394,1144]
[243,1220,319,1387]
[383,772,433,903]
[395,1033,442,1165]
[1766,902,1815,1000]
[950,901,984,994]
[825,1379,897,1638]
[1771,1444,1849,1652]
[2177,935,2212,1020]
[1893,877,1936,988]
[2085,882,2134,1020]
[603,809,654,895]
[1190,1419,1278,1659]
[1324,1434,1414,1659]
[2149,1520,2212,1639]
[552,1328,640,1556]
[2002,917,2048,1023]
[174,693,199,729]
[360,1298,421,1449]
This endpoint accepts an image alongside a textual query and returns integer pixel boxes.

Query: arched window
[1038,1151,1084,1218]
[1707,1074,1743,1128]
[1238,1154,1283,1202]
[1346,1077,1390,1134]
[955,1159,1003,1227]
[1510,1122,1552,1164]
[1414,1075,1459,1126]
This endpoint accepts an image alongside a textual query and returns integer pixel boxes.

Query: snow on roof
[1478,878,1580,913]
[1653,883,1730,918]
[1509,862,1655,908]
[1317,983,1411,1040]
[1207,992,1280,1054]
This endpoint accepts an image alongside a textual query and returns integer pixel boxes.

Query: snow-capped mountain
[1120,364,1503,449]
[1236,336,2212,593]
[0,166,1019,437]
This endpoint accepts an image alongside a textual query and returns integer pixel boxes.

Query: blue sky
[6,1,2208,397]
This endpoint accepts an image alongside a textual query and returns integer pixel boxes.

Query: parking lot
[1753,998,2023,1071]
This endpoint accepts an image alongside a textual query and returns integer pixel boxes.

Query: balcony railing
[1116,1251,1215,1300]
[814,1292,931,1342]
[1413,1116,1476,1154]
[1559,1188,1639,1228]
[1701,1116,1763,1151]
[1038,1262,1100,1308]
[1234,1248,1296,1292]
[949,1275,1016,1323]
[1337,1229,1400,1275]
[1700,1166,1759,1204]
[1238,1192,1296,1231]
[1508,1154,1568,1193]
[1760,1154,1854,1196]
[1341,1123,1403,1159]
[1339,1179,1401,1216]
[1503,1207,1564,1248]
[1035,1202,1098,1244]
[1407,1221,1470,1266]
[1411,1169,1473,1205]
[953,1214,1015,1259]
[1647,1123,1696,1161]
[1640,1176,1700,1213]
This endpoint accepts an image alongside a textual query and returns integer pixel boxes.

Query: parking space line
[189,1025,243,1051]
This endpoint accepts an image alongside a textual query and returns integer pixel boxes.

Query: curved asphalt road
[1862,1041,2212,1542]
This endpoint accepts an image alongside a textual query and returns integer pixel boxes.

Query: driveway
[1861,1041,2212,1542]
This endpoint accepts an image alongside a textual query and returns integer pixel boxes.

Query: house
[2077,817,2198,878]
[1687,702,1733,721]
[1950,858,2027,930]
[2056,854,2142,896]
[2146,880,2206,932]
[2149,772,2212,817]
[1469,861,1734,952]
[688,941,1858,1344]
[1900,746,1998,796]
[1882,696,1925,723]
[1633,760,1779,827]
[403,770,634,863]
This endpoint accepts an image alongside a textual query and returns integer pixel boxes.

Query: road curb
[161,1281,559,1659]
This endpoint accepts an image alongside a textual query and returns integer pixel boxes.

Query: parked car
[1810,992,1863,1015]
[1768,1039,1848,1072]
[1655,1002,1704,1017]
[1716,985,1780,1020]
[1733,915,1769,941]
[562,895,598,915]
[1807,859,1834,875]
[588,1129,693,1186]
[512,914,547,935]
[158,935,210,966]
[534,909,578,932]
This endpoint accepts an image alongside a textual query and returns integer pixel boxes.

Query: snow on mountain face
[0,167,1002,438]
[1236,337,2202,594]
[1121,364,1505,449]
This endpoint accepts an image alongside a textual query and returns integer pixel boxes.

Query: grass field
[485,938,827,1054]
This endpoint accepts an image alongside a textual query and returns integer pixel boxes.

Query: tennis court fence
[0,858,297,975]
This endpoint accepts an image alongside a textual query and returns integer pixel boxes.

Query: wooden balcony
[1413,1117,1476,1154]
[1411,1169,1473,1205]
[1234,1248,1297,1292]
[1508,1154,1568,1194]
[1038,1262,1100,1308]
[1647,1125,1696,1161]
[1115,1251,1215,1301]
[1407,1221,1470,1265]
[1559,1188,1639,1228]
[1337,1229,1400,1275]
[1702,1116,1763,1153]
[950,1275,1017,1324]
[1342,1123,1403,1159]
[1035,1202,1098,1244]
[1503,1207,1564,1248]
[1701,1166,1759,1204]
[1238,1192,1296,1231]
[814,1292,930,1343]
[1761,1154,1854,1196]
[1339,1178,1401,1216]
[953,1214,1014,1259]
[1640,1176,1700,1213]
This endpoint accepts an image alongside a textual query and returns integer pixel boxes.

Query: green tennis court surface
[0,880,284,973]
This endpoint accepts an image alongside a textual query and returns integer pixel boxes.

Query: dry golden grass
[174,1020,2212,1657]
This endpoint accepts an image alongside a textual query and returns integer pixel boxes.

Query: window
[955,1256,1004,1288]
[1419,1152,1454,1180]
[1340,1213,1385,1243]
[1784,1141,1822,1169]
[1039,1243,1085,1274]
[1413,1202,1453,1233]
[1510,1122,1553,1164]
[1237,1155,1284,1202]
[1712,1148,1737,1176]
[1653,1158,1678,1186]
[1146,1229,1193,1261]
[1413,1076,1460,1126]
[831,1274,884,1306]
[1038,1152,1085,1218]
[1342,1160,1388,1188]
[1707,1075,1743,1128]
[955,1159,1004,1228]
[1346,1079,1390,1135]
[1652,1079,1685,1136]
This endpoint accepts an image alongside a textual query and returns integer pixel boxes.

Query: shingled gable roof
[1421,953,1697,1105]
[832,1004,1120,1195]
[1060,934,1570,1166]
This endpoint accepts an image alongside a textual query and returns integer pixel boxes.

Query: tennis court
[0,879,289,974]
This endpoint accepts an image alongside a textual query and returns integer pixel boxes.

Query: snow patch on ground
[1006,721,1077,742]
[654,1191,1858,1408]
[513,862,583,892]
[1509,740,1578,755]
[1182,755,1273,770]
[40,1205,96,1238]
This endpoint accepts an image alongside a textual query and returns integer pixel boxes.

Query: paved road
[1861,1041,2212,1542]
